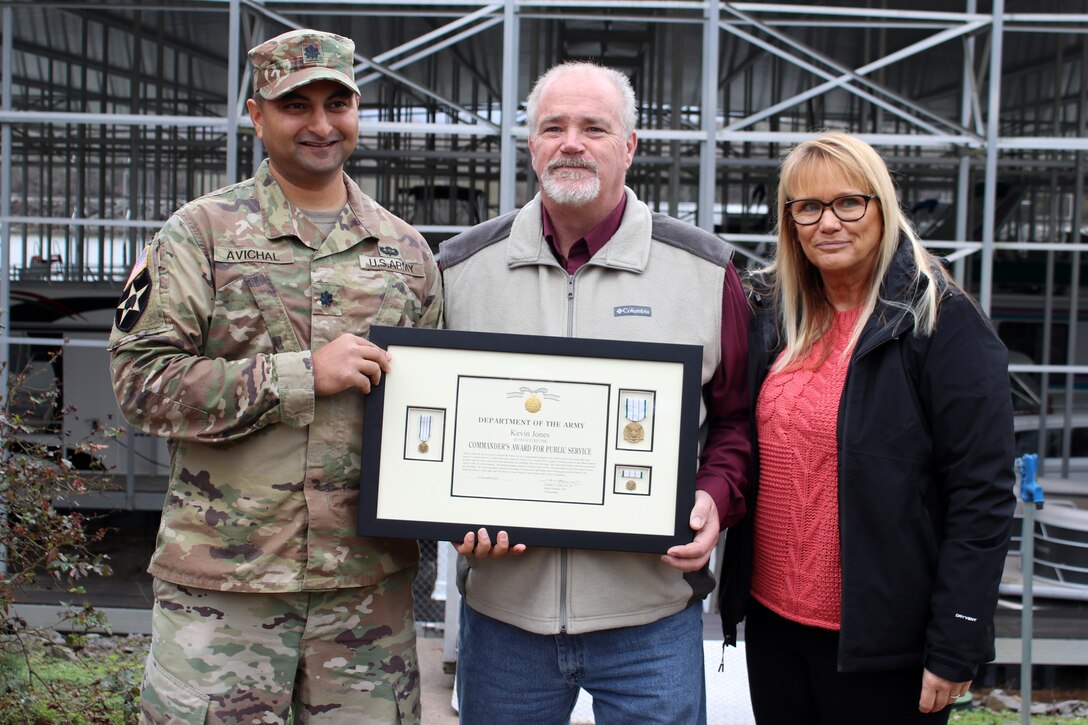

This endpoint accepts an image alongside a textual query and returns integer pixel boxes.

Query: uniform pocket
[337,267,423,332]
[204,268,303,359]
[140,656,210,724]
[244,271,302,353]
[373,275,423,328]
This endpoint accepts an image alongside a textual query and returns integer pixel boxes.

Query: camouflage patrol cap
[248,29,359,100]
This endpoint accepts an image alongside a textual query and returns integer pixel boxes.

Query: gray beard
[540,166,601,206]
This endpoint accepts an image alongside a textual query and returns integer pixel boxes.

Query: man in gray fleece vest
[440,62,751,724]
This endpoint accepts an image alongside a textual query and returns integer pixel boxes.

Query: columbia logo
[614,305,651,317]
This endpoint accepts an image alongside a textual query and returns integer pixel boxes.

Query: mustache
[547,157,599,173]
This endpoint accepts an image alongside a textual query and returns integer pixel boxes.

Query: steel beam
[979,0,1004,314]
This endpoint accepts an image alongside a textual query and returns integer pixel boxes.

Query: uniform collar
[254,160,379,254]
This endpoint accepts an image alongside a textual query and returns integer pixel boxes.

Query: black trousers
[744,599,953,725]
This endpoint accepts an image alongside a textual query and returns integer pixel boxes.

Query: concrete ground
[418,634,459,724]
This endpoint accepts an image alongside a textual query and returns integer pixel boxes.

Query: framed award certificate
[358,326,703,553]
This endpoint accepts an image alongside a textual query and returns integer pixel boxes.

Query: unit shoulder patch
[115,267,152,332]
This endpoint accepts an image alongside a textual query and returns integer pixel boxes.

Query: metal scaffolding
[1,0,1087,489]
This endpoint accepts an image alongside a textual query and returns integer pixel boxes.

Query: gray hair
[525,62,637,137]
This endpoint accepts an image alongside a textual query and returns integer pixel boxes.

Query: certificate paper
[359,327,702,553]
[452,376,610,505]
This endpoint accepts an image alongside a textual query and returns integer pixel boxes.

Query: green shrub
[0,355,120,722]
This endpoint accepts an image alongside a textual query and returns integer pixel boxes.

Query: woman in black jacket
[718,132,1015,724]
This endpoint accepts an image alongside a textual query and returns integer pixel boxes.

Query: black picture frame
[359,326,702,553]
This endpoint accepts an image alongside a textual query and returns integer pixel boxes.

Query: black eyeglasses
[785,194,879,225]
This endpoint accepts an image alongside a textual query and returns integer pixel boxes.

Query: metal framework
[1,0,1087,492]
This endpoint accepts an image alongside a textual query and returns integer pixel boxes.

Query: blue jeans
[456,600,707,725]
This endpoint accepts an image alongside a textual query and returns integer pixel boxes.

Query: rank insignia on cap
[115,266,151,332]
[249,29,358,100]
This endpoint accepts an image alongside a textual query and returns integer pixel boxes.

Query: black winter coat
[718,240,1016,682]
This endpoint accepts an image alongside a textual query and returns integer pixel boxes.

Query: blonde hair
[762,131,949,372]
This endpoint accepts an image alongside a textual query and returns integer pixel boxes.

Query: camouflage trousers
[139,569,420,725]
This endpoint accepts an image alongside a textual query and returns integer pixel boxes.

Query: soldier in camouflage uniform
[108,28,442,724]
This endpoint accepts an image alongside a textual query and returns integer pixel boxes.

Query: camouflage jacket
[108,161,442,593]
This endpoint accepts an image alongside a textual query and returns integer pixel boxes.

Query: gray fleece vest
[441,189,733,634]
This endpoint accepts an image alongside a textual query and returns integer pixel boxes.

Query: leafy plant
[0,354,117,720]
[950,710,1088,725]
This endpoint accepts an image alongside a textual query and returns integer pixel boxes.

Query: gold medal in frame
[617,389,656,452]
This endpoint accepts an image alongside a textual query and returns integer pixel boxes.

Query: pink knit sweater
[750,307,862,630]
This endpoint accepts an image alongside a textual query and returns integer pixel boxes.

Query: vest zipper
[565,273,576,337]
[560,271,576,632]
[559,548,569,633]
